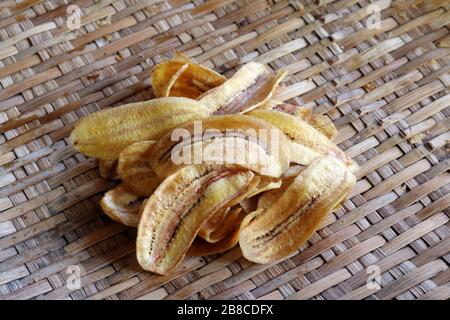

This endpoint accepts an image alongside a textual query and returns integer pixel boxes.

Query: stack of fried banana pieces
[70,54,358,275]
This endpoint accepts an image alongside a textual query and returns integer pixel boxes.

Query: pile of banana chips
[70,54,358,275]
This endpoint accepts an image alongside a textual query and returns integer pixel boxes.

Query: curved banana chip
[148,114,291,179]
[117,141,160,197]
[188,208,246,257]
[257,176,296,210]
[264,101,337,140]
[307,114,337,140]
[100,184,142,227]
[70,97,210,160]
[240,156,356,264]
[199,62,287,114]
[198,206,244,244]
[198,207,230,242]
[247,109,357,171]
[153,54,226,99]
[136,165,255,275]
[198,173,261,243]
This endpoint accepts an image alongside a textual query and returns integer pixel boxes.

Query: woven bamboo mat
[0,0,449,301]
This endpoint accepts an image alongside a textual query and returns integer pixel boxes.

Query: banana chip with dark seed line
[136,165,255,275]
[148,114,291,179]
[199,62,287,115]
[239,156,356,264]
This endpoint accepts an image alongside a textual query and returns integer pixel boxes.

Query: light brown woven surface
[0,0,449,300]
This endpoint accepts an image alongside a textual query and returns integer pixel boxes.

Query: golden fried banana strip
[199,62,287,114]
[263,102,337,139]
[247,176,281,198]
[153,55,226,98]
[117,141,161,197]
[198,207,230,242]
[137,165,255,274]
[152,61,186,98]
[198,207,244,244]
[307,114,337,140]
[247,109,357,171]
[70,97,210,160]
[167,65,226,99]
[148,114,291,179]
[188,208,246,257]
[99,159,118,180]
[100,184,142,227]
[161,63,189,97]
[117,141,160,197]
[257,176,295,210]
[240,156,356,264]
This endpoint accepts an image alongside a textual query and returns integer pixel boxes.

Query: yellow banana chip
[198,207,230,242]
[240,156,356,264]
[153,55,226,99]
[199,62,287,114]
[136,165,255,275]
[265,101,337,140]
[148,114,291,179]
[307,114,337,140]
[99,184,142,227]
[198,207,244,244]
[117,141,160,197]
[70,97,210,160]
[71,54,357,275]
[257,176,296,210]
[188,208,246,257]
[247,109,357,171]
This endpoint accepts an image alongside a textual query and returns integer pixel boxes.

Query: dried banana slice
[247,109,357,171]
[148,114,291,179]
[99,159,118,180]
[198,207,230,242]
[117,141,160,197]
[152,60,186,98]
[70,97,210,160]
[240,156,356,264]
[247,176,281,198]
[188,208,246,257]
[136,165,255,275]
[161,63,189,97]
[153,55,226,98]
[199,62,287,114]
[257,176,295,210]
[264,101,337,139]
[199,207,244,244]
[307,114,337,140]
[189,208,262,257]
[100,184,142,227]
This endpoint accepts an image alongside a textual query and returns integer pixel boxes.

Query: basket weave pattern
[0,0,449,300]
